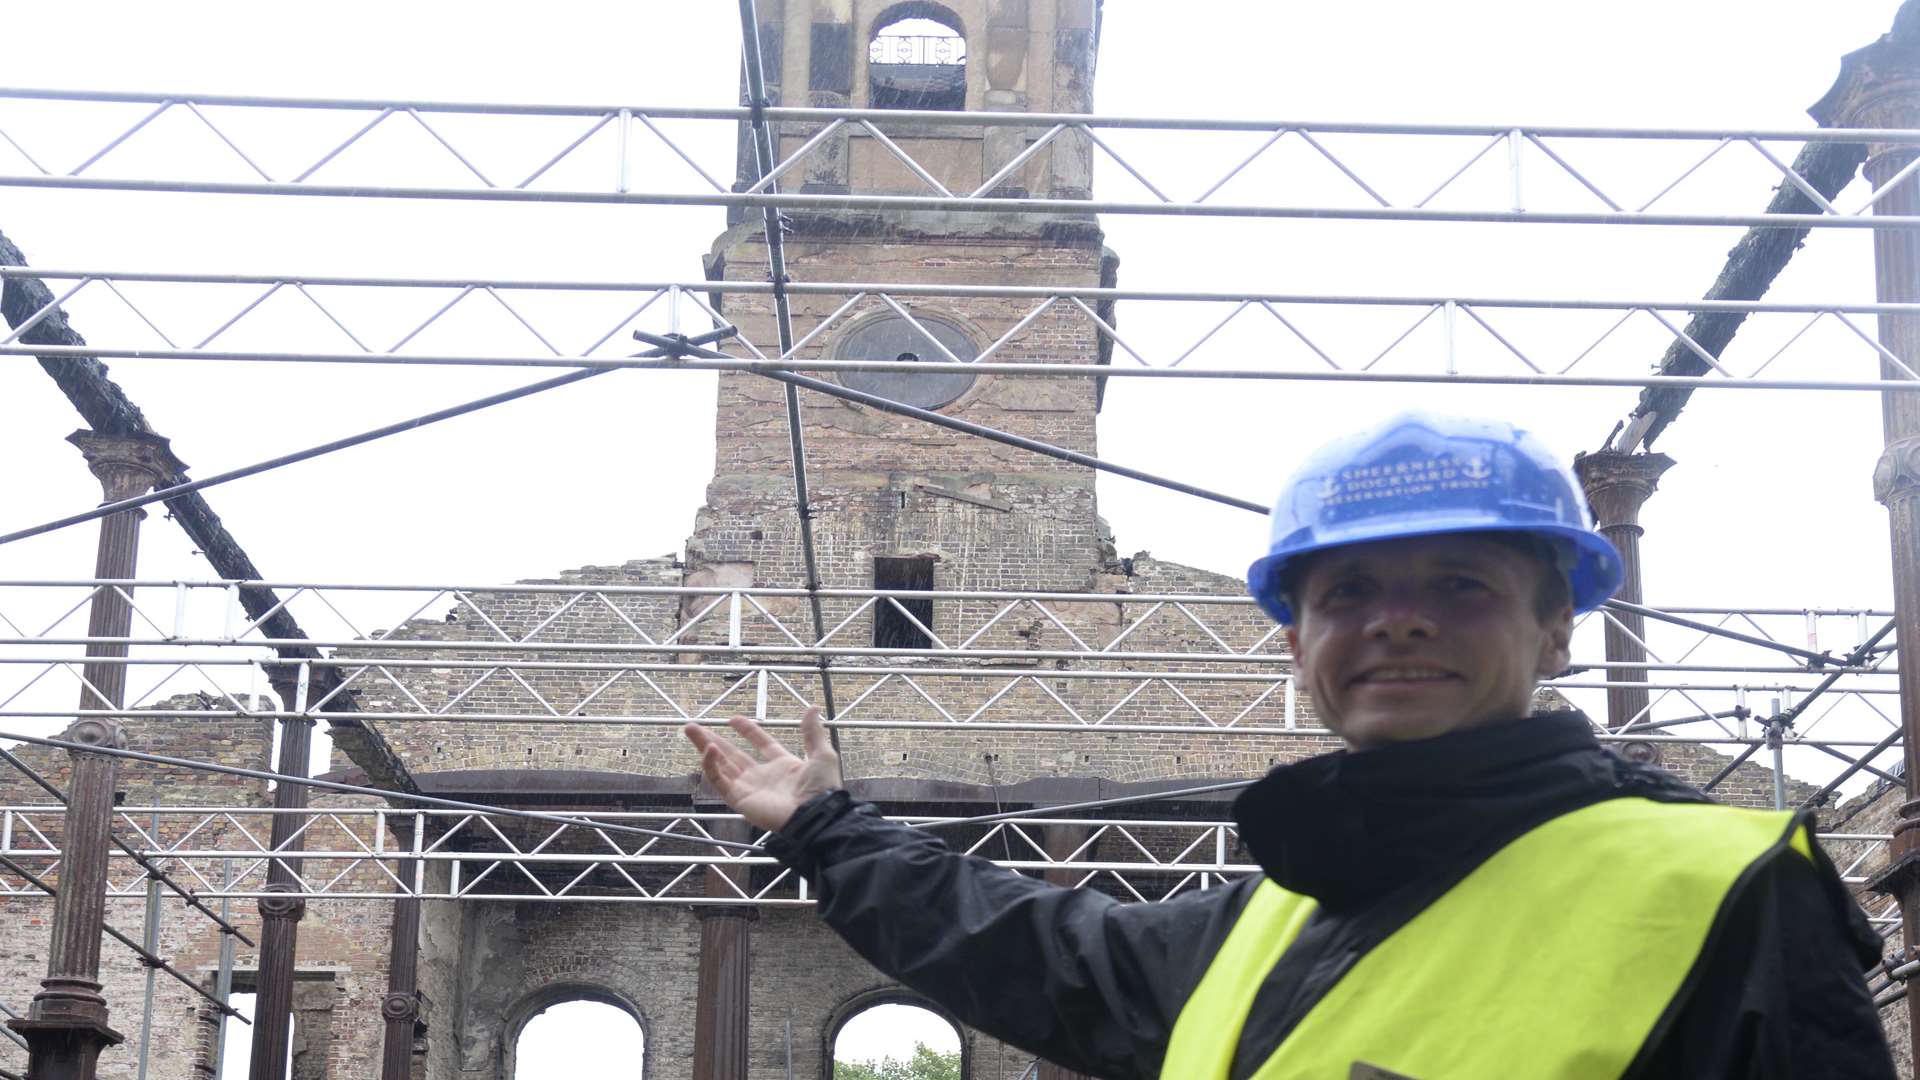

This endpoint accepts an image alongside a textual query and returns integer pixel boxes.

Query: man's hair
[1282,531,1573,624]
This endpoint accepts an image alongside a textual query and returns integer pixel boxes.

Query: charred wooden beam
[1619,140,1867,452]
[0,231,418,796]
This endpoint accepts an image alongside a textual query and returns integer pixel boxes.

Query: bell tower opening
[868,6,968,111]
[702,0,1110,598]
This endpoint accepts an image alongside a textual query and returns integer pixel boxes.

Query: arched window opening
[514,999,644,1079]
[832,1001,964,1079]
[869,9,966,111]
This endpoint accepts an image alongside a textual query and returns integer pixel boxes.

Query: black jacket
[769,714,1895,1079]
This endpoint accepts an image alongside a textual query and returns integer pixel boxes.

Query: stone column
[10,431,182,1080]
[731,0,791,225]
[802,8,851,192]
[379,894,422,1080]
[1573,450,1675,731]
[1048,0,1097,198]
[692,817,754,1080]
[1817,3,1920,1067]
[249,665,316,1080]
[982,0,1032,194]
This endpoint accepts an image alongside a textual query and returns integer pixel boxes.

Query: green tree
[834,1042,962,1080]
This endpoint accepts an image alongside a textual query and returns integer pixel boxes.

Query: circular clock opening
[834,313,978,409]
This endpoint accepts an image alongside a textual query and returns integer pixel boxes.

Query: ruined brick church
[0,3,1839,1078]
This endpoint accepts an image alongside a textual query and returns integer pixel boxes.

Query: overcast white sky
[0,2,1899,596]
[0,0,1910,1068]
[0,3,1902,744]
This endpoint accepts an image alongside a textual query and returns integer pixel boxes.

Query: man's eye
[1441,575,1489,592]
[1322,580,1369,602]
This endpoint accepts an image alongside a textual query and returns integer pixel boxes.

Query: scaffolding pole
[736,0,838,749]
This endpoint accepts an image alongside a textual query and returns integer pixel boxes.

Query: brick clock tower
[697,0,1122,780]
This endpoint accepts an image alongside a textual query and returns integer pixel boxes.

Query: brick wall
[4,10,1900,1068]
[1820,780,1908,1074]
[0,695,398,1080]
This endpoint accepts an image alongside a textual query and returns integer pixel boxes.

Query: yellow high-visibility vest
[1162,798,1811,1080]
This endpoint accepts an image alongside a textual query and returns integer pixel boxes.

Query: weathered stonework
[3,2,1899,1077]
[0,696,396,1080]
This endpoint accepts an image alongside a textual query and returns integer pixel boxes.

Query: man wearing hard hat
[684,414,1894,1078]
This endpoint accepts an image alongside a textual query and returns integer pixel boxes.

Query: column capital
[257,883,308,922]
[56,717,127,753]
[1875,435,1920,506]
[379,992,421,1023]
[1572,450,1675,531]
[65,430,186,504]
[1811,3,1920,169]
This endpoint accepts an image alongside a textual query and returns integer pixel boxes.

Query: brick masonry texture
[5,476,1890,1080]
[3,687,1890,1079]
[3,1,1902,1074]
[0,696,396,1080]
[1820,779,1910,1073]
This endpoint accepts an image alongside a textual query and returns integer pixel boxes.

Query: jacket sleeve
[766,789,1250,1080]
[1631,841,1899,1080]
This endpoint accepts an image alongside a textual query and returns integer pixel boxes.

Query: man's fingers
[729,714,792,759]
[687,721,758,775]
[798,705,831,757]
[683,722,717,755]
[686,722,746,770]
[683,726,725,776]
[700,747,751,806]
[700,744,738,788]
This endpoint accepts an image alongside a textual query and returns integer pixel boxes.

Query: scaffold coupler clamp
[631,324,738,363]
[1883,947,1919,981]
[1763,715,1790,750]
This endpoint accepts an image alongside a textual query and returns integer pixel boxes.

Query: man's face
[1283,533,1573,750]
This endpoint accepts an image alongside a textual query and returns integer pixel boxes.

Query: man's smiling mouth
[1350,667,1461,685]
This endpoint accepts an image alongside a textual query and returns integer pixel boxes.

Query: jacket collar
[1232,712,1622,912]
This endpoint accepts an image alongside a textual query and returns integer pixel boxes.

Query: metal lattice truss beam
[0,807,1243,905]
[0,81,1908,929]
[3,269,1919,394]
[0,89,1910,227]
[0,581,1900,767]
[1586,603,1902,744]
[0,803,1895,915]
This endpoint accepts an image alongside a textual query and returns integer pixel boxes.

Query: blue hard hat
[1247,412,1623,625]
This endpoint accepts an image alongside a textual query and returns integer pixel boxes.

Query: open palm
[682,706,843,832]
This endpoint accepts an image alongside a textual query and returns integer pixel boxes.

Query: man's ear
[1535,605,1573,677]
[1285,625,1302,659]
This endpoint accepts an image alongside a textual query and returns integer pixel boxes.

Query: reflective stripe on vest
[1162,798,1810,1080]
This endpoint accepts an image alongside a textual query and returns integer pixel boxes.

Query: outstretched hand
[682,706,843,832]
